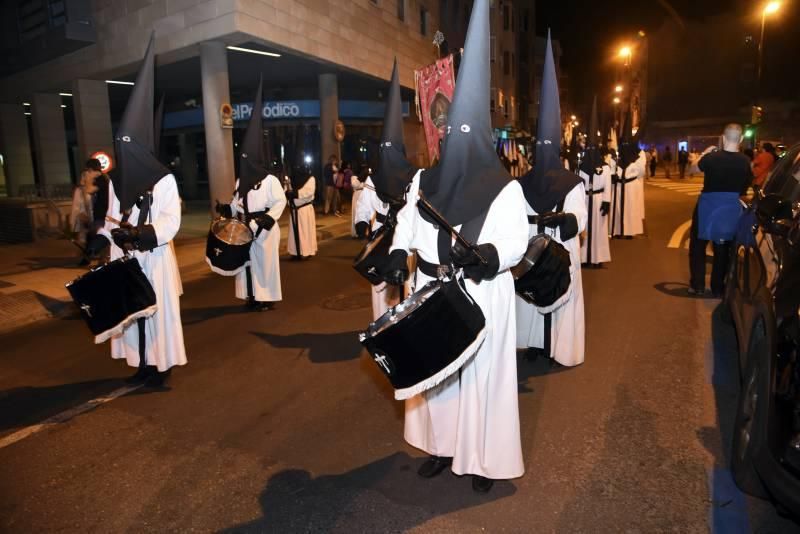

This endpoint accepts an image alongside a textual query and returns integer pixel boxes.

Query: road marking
[0,383,143,450]
[668,220,693,249]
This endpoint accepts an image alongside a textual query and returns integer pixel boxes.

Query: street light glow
[570,115,577,121]
[613,97,621,104]
[619,46,632,59]
[764,1,781,16]
[615,85,623,93]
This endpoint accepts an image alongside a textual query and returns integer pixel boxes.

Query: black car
[727,143,800,517]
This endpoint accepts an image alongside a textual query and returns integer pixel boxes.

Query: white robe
[287,176,318,257]
[516,184,587,367]
[350,175,365,237]
[230,175,287,302]
[100,174,187,372]
[611,150,646,236]
[391,171,528,480]
[354,176,400,320]
[580,165,612,265]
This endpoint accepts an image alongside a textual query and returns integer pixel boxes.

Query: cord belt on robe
[294,200,313,209]
[621,176,638,184]
[585,188,605,195]
[243,210,267,222]
[417,255,454,279]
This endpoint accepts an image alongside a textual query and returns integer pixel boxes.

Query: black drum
[66,256,157,343]
[511,233,572,308]
[359,277,487,400]
[206,217,254,276]
[353,223,395,285]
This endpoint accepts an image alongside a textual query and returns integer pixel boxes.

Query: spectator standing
[322,154,340,215]
[688,149,700,177]
[688,124,753,297]
[70,167,97,265]
[662,146,673,179]
[678,147,689,179]
[752,142,777,188]
[648,146,658,178]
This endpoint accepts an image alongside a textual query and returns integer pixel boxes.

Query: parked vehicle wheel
[731,322,770,498]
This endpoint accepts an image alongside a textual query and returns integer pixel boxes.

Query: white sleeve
[390,171,421,253]
[351,175,364,191]
[98,181,122,241]
[266,175,287,221]
[294,176,316,206]
[564,182,588,235]
[150,174,182,245]
[601,166,613,204]
[484,181,529,273]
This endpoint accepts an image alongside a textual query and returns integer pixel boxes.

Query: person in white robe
[286,169,318,259]
[350,169,366,237]
[85,34,186,388]
[516,32,586,368]
[227,175,286,310]
[381,0,527,493]
[611,116,646,238]
[578,100,612,267]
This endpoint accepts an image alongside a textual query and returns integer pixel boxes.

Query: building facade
[0,0,443,209]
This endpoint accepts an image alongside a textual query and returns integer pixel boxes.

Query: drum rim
[511,233,552,280]
[211,217,254,246]
[353,224,390,265]
[366,279,443,337]
[65,256,136,287]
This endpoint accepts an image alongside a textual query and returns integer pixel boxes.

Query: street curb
[1,219,355,335]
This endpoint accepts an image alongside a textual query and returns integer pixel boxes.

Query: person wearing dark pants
[688,206,733,296]
[687,124,753,297]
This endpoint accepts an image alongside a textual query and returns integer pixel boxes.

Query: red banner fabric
[415,55,456,163]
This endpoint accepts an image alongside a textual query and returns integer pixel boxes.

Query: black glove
[215,200,233,218]
[110,223,158,252]
[538,212,579,241]
[450,241,500,282]
[285,189,299,201]
[355,221,370,239]
[86,234,110,256]
[254,214,276,232]
[383,249,409,286]
[599,201,610,217]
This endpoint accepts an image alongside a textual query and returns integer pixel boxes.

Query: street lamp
[613,96,621,105]
[614,84,624,93]
[570,114,577,121]
[618,45,632,66]
[757,1,781,101]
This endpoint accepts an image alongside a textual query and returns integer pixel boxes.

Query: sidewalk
[0,203,355,335]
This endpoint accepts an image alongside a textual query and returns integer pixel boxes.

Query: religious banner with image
[414,55,456,163]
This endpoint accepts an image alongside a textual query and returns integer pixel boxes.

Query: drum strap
[435,209,489,265]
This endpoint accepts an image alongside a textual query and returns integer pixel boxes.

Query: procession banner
[415,55,456,162]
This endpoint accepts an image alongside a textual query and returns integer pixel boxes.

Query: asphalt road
[1,185,798,533]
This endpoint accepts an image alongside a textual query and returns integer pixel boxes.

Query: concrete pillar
[318,73,340,164]
[0,103,35,196]
[200,41,235,211]
[31,93,71,190]
[72,79,115,168]
[178,133,199,200]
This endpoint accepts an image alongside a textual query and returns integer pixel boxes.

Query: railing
[17,184,74,201]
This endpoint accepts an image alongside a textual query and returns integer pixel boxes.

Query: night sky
[537,0,798,113]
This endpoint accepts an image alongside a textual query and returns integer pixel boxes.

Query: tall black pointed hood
[237,76,268,195]
[618,110,640,169]
[520,31,581,213]
[374,59,417,207]
[291,126,312,190]
[580,96,605,176]
[154,92,165,158]
[112,33,169,212]
[419,0,510,227]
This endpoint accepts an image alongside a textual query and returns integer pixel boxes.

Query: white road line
[0,383,143,450]
[668,220,693,249]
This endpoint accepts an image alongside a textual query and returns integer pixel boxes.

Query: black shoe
[524,347,546,362]
[687,287,705,296]
[145,369,171,388]
[254,301,274,311]
[290,255,302,261]
[245,297,257,310]
[125,365,151,384]
[417,456,452,478]
[472,475,494,493]
[623,236,634,240]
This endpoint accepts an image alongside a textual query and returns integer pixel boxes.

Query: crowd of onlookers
[644,141,784,184]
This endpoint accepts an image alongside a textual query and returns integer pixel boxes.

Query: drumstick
[417,193,487,266]
[105,215,123,226]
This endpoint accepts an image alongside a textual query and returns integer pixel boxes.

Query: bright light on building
[304,155,312,164]
[570,114,577,121]
[613,97,621,104]
[764,1,781,16]
[59,92,72,97]
[23,102,30,106]
[106,80,135,86]
[615,85,623,93]
[61,104,66,108]
[226,45,281,58]
[619,46,632,59]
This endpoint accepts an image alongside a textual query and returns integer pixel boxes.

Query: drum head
[211,218,253,245]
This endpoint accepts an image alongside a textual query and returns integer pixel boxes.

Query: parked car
[726,143,800,517]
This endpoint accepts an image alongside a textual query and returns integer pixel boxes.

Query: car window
[764,144,800,202]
